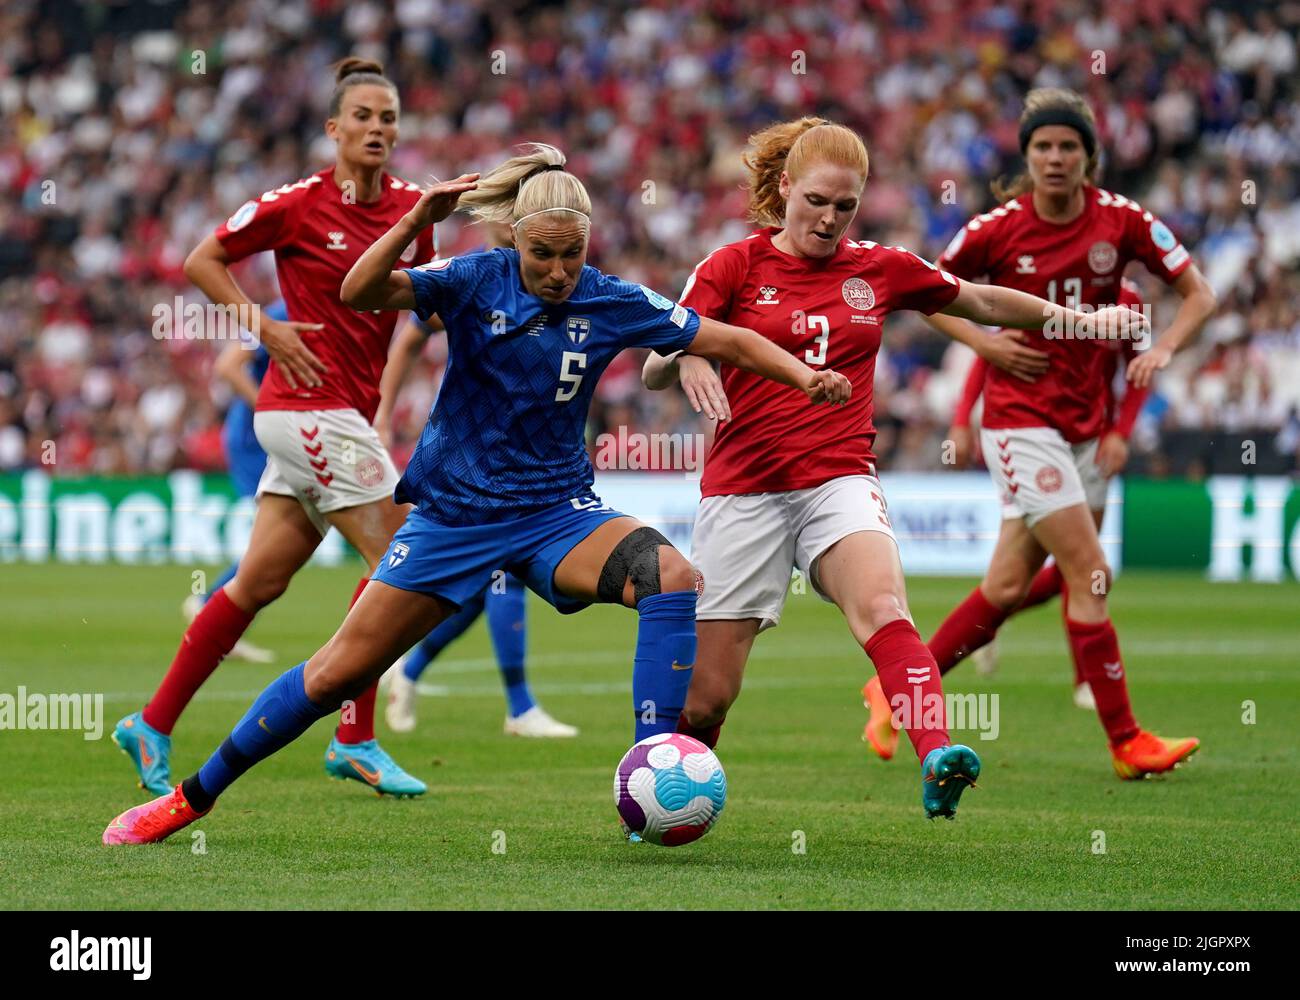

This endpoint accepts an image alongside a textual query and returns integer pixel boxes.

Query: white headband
[511,207,591,229]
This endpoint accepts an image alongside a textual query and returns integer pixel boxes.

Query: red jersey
[939,185,1191,443]
[681,227,961,498]
[215,168,435,421]
[952,278,1151,439]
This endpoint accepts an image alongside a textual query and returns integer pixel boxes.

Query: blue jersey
[400,248,700,525]
[222,302,277,495]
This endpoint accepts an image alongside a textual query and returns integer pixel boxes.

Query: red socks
[336,683,378,744]
[335,578,377,745]
[865,619,949,761]
[1065,617,1139,746]
[928,586,1010,676]
[143,588,254,734]
[675,715,722,750]
[1020,563,1063,610]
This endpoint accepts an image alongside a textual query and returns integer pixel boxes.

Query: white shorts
[692,475,897,632]
[981,427,1106,527]
[253,408,399,537]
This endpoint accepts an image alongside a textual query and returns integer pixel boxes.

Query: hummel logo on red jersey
[326,231,348,251]
[755,286,780,305]
[1016,255,1036,274]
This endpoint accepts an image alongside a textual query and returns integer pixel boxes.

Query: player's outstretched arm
[1126,264,1216,388]
[688,317,850,405]
[942,281,1150,347]
[341,173,480,311]
[921,311,1049,384]
[642,351,731,420]
[642,349,680,390]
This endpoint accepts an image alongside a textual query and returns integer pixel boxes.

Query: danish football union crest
[389,542,410,568]
[1088,241,1118,274]
[841,277,875,311]
[1036,466,1063,493]
[357,457,384,488]
[566,317,591,345]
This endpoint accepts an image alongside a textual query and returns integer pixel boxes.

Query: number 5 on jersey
[556,351,587,402]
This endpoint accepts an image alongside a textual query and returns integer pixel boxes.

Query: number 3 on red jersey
[800,314,831,366]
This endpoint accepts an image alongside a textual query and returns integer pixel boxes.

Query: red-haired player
[644,116,1138,818]
[111,58,434,798]
[864,89,1217,779]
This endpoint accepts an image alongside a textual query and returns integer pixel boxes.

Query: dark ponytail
[329,57,397,117]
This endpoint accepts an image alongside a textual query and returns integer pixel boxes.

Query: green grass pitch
[0,564,1295,909]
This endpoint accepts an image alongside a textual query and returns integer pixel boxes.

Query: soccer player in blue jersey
[103,143,850,844]
[376,285,578,738]
[179,303,282,664]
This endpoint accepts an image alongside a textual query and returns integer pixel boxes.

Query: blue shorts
[371,494,627,614]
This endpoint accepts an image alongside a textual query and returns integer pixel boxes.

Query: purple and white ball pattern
[613,733,727,846]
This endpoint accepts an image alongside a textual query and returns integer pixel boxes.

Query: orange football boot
[103,784,210,845]
[1111,730,1200,779]
[861,675,900,761]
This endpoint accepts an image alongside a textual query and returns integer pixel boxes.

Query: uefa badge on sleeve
[566,317,591,345]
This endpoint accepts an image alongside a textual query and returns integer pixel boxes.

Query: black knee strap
[596,527,671,604]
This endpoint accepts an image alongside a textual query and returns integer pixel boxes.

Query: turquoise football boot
[324,737,427,798]
[111,711,173,796]
[921,744,981,819]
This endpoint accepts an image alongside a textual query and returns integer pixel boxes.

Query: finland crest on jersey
[566,317,591,345]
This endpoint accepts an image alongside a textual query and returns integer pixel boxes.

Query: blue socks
[632,590,697,742]
[186,662,329,809]
[486,576,534,717]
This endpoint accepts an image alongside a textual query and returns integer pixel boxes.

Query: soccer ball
[613,733,727,846]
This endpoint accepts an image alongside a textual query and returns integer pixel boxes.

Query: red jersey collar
[1023,183,1094,228]
[759,225,846,269]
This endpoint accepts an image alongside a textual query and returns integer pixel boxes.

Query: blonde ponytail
[457,143,592,232]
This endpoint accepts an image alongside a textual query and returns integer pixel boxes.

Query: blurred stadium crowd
[2,0,1298,479]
